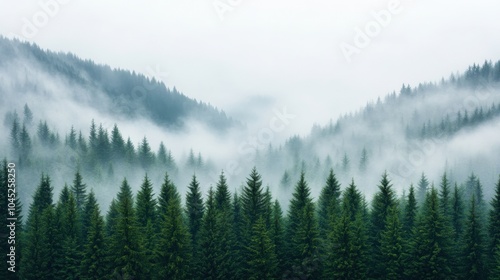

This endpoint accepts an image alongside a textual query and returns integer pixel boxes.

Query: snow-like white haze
[1,0,499,135]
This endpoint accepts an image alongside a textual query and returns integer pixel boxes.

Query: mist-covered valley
[1,36,500,212]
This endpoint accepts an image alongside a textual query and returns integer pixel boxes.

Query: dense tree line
[2,160,500,279]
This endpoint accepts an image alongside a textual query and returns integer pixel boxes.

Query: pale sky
[1,0,499,135]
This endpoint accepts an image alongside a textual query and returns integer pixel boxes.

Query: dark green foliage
[409,188,453,279]
[285,172,320,279]
[451,184,465,243]
[246,217,278,280]
[370,172,397,278]
[199,187,233,280]
[157,172,178,220]
[325,185,368,280]
[155,192,191,280]
[318,169,341,240]
[270,200,285,277]
[439,172,452,220]
[71,170,87,213]
[417,173,429,206]
[462,195,486,279]
[136,174,157,227]
[241,167,266,231]
[489,176,500,273]
[380,207,405,279]
[135,174,157,279]
[109,179,143,280]
[186,175,204,253]
[403,185,417,237]
[82,205,107,280]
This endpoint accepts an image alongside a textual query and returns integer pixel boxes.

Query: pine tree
[110,124,126,161]
[462,195,486,279]
[285,172,320,279]
[135,174,157,279]
[155,192,191,280]
[380,206,405,280]
[136,174,157,228]
[246,216,278,280]
[215,171,231,212]
[21,174,58,280]
[23,103,33,126]
[325,188,368,280]
[270,199,285,278]
[403,184,417,237]
[410,188,453,279]
[105,199,119,238]
[157,141,168,165]
[241,168,266,231]
[59,193,82,279]
[451,183,465,243]
[199,187,232,280]
[81,205,107,280]
[417,173,429,206]
[157,172,178,222]
[231,192,245,279]
[489,176,500,273]
[369,172,397,279]
[10,116,20,154]
[439,172,452,220]
[67,126,77,150]
[186,174,204,256]
[317,169,341,240]
[138,136,155,169]
[71,170,87,213]
[109,179,143,280]
[18,124,31,165]
[81,190,97,239]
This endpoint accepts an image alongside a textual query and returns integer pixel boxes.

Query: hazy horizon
[2,0,500,136]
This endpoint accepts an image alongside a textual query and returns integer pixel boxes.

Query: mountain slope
[0,36,236,131]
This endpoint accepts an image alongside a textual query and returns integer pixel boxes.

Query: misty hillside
[260,61,500,198]
[0,36,236,131]
[1,35,500,212]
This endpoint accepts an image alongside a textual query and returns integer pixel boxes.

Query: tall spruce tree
[370,172,397,279]
[380,206,405,280]
[109,179,143,280]
[489,176,500,273]
[135,174,157,279]
[417,173,430,206]
[317,169,341,240]
[155,192,191,280]
[285,172,319,279]
[325,184,367,280]
[462,195,486,279]
[81,205,107,280]
[185,174,204,269]
[246,216,278,280]
[403,184,418,237]
[409,188,453,279]
[71,170,87,213]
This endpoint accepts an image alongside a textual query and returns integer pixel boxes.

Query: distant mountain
[254,61,500,197]
[0,36,237,131]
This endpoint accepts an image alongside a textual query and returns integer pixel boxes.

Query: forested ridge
[0,36,237,131]
[1,161,500,279]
